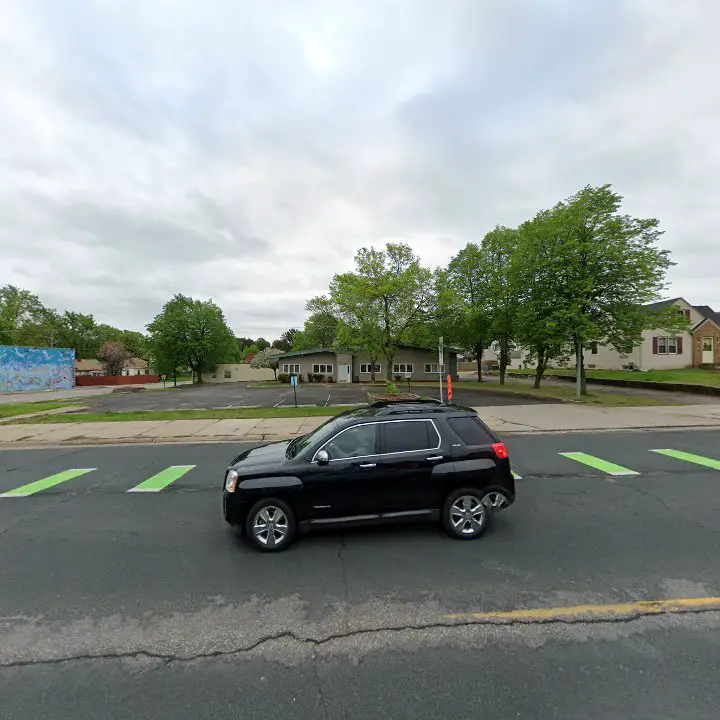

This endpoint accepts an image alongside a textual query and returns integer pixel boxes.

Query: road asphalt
[1,430,720,718]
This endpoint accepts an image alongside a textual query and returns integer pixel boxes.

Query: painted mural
[0,346,75,393]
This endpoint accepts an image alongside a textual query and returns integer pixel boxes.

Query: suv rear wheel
[442,488,491,540]
[245,498,296,552]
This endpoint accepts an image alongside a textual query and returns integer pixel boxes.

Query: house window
[393,363,414,374]
[312,364,333,374]
[654,337,682,355]
[282,363,300,374]
[589,343,598,355]
[360,363,381,374]
[424,363,445,374]
[224,370,232,379]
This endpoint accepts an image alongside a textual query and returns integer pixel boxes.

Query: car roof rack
[368,397,443,408]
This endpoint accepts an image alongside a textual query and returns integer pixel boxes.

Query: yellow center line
[444,597,720,621]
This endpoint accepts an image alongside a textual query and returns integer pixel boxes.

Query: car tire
[442,488,492,540]
[245,498,296,552]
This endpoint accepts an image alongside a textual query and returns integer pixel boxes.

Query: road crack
[3,607,720,668]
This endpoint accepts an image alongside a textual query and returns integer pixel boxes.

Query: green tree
[0,285,45,344]
[443,247,494,381]
[55,312,101,358]
[480,227,521,384]
[274,328,299,353]
[327,243,433,379]
[530,185,677,398]
[255,337,271,351]
[514,211,574,388]
[293,297,339,350]
[147,295,238,384]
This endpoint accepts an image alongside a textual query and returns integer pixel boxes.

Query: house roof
[76,357,147,371]
[75,359,104,371]
[643,297,687,311]
[276,344,460,359]
[692,307,720,330]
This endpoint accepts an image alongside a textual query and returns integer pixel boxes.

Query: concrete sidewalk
[2,404,720,448]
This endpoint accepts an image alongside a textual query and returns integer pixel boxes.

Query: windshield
[287,417,344,458]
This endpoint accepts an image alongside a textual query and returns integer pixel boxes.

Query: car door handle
[358,463,377,469]
[426,455,443,462]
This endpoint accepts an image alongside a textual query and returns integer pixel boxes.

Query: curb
[3,423,720,449]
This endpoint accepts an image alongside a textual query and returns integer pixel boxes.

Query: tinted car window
[383,420,438,453]
[447,416,494,445]
[323,423,377,460]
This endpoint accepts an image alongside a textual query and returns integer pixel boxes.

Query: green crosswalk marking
[0,469,96,497]
[127,465,196,493]
[559,452,639,476]
[651,449,720,470]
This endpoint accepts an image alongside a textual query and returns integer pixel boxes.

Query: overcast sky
[1,0,718,340]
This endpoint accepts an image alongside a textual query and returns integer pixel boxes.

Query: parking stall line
[650,449,720,471]
[0,469,96,498]
[127,465,196,493]
[559,452,640,476]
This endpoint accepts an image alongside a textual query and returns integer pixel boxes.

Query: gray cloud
[1,0,719,340]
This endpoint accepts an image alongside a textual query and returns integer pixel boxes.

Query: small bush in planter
[394,374,402,381]
[327,375,334,383]
[277,373,290,383]
[312,373,324,382]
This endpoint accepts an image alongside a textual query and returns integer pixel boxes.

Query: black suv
[223,400,515,552]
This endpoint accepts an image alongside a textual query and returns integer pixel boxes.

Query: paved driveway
[79,381,557,412]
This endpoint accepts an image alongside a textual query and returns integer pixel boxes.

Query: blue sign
[290,374,298,387]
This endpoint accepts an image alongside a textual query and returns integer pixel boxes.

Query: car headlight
[225,469,239,492]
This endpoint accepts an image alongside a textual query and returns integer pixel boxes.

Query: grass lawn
[459,380,677,407]
[508,368,720,387]
[10,405,362,424]
[0,401,78,419]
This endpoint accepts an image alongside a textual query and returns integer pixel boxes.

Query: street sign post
[290,374,298,407]
[438,336,444,403]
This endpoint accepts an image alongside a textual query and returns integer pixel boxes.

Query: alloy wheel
[450,495,486,536]
[253,506,289,547]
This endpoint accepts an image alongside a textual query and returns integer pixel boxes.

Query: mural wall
[0,346,75,393]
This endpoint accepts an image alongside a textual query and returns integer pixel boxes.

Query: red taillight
[492,442,509,459]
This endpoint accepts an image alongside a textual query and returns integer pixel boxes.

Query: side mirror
[315,450,330,465]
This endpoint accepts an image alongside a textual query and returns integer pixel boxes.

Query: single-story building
[202,364,276,383]
[75,357,150,377]
[275,345,458,383]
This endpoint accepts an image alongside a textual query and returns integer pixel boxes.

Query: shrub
[312,373,324,382]
[327,375,335,383]
[306,372,313,383]
[394,374,402,381]
[277,373,290,383]
[385,380,398,394]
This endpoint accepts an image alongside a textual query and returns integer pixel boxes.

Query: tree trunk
[533,347,547,389]
[173,369,177,387]
[475,345,483,382]
[574,337,583,400]
[580,357,587,395]
[499,339,508,385]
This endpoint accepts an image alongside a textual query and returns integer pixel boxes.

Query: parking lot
[79,381,557,412]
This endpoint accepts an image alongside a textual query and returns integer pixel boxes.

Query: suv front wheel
[245,498,296,552]
[442,489,491,540]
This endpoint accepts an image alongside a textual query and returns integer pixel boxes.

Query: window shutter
[677,337,683,355]
[652,337,658,355]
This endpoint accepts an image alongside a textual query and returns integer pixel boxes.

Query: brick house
[691,307,720,368]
